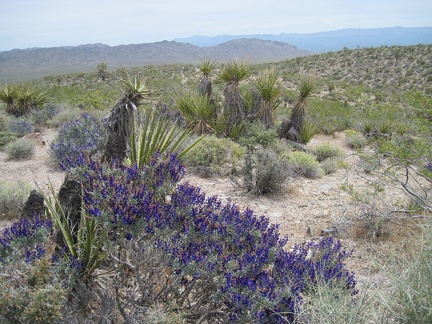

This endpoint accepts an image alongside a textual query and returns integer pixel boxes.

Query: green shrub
[237,121,278,148]
[253,147,292,194]
[46,107,82,127]
[4,138,35,160]
[0,181,31,220]
[380,226,432,323]
[320,157,340,175]
[0,132,18,149]
[183,135,245,176]
[311,142,345,162]
[0,258,66,323]
[299,278,373,324]
[286,151,324,178]
[299,119,317,144]
[345,129,368,149]
[0,114,12,132]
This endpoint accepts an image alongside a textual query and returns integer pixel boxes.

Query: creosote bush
[183,135,245,176]
[345,129,368,149]
[286,151,324,178]
[4,138,35,160]
[311,142,345,162]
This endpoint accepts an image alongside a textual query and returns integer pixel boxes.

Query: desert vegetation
[0,44,431,323]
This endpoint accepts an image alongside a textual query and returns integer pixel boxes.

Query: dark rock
[22,189,44,218]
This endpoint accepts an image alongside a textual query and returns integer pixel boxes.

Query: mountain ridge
[174,26,432,52]
[0,39,310,81]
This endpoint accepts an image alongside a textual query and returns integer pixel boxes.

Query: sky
[1,0,431,51]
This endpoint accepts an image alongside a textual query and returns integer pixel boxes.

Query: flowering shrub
[9,119,33,137]
[70,153,356,322]
[0,215,51,263]
[0,216,67,323]
[50,112,106,170]
[0,152,357,322]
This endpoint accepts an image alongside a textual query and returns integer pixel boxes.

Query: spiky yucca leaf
[254,69,282,127]
[120,76,158,104]
[176,90,216,134]
[0,83,46,117]
[296,75,315,101]
[199,58,217,76]
[217,60,250,84]
[41,181,107,282]
[129,110,203,168]
[255,69,282,105]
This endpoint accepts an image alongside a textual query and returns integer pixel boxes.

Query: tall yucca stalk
[254,69,282,128]
[198,58,216,98]
[218,60,250,134]
[103,76,157,162]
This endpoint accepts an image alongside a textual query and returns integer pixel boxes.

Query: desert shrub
[50,112,106,169]
[9,119,33,137]
[320,157,340,175]
[248,147,292,194]
[46,107,82,127]
[299,119,317,144]
[0,181,31,220]
[30,104,59,125]
[0,114,12,132]
[286,151,324,178]
[345,129,368,149]
[0,216,67,323]
[311,142,345,162]
[4,138,35,160]
[0,132,18,148]
[379,226,432,323]
[237,121,278,148]
[298,278,372,323]
[183,135,245,176]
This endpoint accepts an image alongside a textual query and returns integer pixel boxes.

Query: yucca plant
[176,90,216,134]
[198,58,217,98]
[42,181,107,282]
[253,69,282,128]
[129,110,202,168]
[103,76,157,162]
[277,75,315,142]
[0,83,46,117]
[0,83,16,114]
[218,60,250,134]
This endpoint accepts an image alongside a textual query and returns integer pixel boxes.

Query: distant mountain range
[1,27,431,81]
[175,27,432,53]
[0,39,310,81]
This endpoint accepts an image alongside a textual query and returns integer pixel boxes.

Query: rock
[320,226,339,237]
[22,189,45,218]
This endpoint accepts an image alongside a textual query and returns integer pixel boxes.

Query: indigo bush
[0,215,51,263]
[70,153,356,323]
[9,119,33,137]
[50,112,106,169]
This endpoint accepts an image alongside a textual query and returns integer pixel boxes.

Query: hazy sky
[1,0,431,51]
